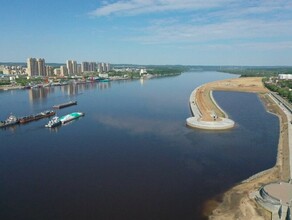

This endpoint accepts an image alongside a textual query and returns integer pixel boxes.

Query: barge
[19,110,55,124]
[53,101,77,109]
[59,112,84,124]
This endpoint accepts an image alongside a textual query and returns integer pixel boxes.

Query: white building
[66,60,77,75]
[60,65,68,76]
[46,66,53,76]
[54,68,61,76]
[140,68,147,76]
[98,62,110,72]
[278,74,292,80]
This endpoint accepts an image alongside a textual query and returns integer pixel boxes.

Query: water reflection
[27,82,113,102]
[28,87,50,102]
[0,124,18,133]
[95,114,181,136]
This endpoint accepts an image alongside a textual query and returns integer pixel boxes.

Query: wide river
[0,72,279,220]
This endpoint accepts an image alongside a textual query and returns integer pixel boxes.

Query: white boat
[59,112,85,124]
[0,114,19,128]
[45,116,61,128]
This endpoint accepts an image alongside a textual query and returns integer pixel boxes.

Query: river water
[0,72,279,220]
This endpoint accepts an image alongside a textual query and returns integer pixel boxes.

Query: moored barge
[59,112,84,124]
[53,101,77,109]
[19,110,55,124]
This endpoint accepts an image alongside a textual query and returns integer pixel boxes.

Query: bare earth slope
[195,77,289,220]
[196,77,268,121]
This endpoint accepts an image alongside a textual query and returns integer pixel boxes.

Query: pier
[186,77,268,130]
[186,87,235,130]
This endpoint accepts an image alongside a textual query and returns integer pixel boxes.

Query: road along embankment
[190,77,291,219]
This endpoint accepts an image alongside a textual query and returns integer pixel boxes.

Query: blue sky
[1,0,292,65]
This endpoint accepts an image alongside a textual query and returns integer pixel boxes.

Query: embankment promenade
[186,77,291,220]
[186,86,234,130]
[186,77,268,130]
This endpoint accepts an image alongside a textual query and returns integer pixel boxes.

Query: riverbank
[187,77,268,130]
[195,78,290,219]
[0,85,23,90]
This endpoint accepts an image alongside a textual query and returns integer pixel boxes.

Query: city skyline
[1,0,292,66]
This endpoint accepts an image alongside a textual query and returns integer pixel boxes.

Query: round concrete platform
[262,182,292,206]
[186,116,235,130]
[186,86,235,130]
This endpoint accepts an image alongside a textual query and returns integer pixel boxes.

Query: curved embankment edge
[186,86,235,130]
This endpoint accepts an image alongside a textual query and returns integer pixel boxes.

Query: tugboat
[0,114,19,128]
[45,116,61,128]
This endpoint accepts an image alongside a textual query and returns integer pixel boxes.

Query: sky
[1,0,292,65]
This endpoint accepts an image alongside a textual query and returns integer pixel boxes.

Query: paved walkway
[186,87,235,130]
[268,93,292,179]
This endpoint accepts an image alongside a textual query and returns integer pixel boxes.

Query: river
[0,71,279,220]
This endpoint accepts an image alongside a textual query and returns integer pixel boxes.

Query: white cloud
[89,0,292,54]
[89,0,233,17]
[126,18,292,45]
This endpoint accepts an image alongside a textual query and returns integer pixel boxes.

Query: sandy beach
[193,77,290,219]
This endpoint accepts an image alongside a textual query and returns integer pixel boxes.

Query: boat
[59,112,85,124]
[43,82,51,87]
[22,85,31,89]
[19,114,35,123]
[51,82,61,86]
[99,78,110,82]
[19,110,55,124]
[34,110,56,120]
[45,116,61,128]
[0,114,19,128]
[53,101,77,109]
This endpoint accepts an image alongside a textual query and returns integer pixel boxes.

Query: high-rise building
[81,62,89,72]
[37,58,46,76]
[60,65,68,76]
[66,60,73,75]
[27,58,46,76]
[97,63,101,73]
[66,60,78,75]
[82,61,96,72]
[105,63,111,72]
[97,62,111,72]
[27,58,38,76]
[46,66,53,76]
[77,64,81,74]
[72,61,77,74]
[89,62,97,72]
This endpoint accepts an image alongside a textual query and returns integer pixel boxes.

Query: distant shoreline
[0,85,23,91]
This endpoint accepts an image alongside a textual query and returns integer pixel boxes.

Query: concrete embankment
[186,86,235,130]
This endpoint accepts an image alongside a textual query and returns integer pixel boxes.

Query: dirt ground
[197,77,290,220]
[196,77,269,121]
